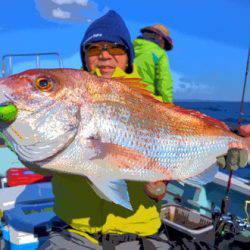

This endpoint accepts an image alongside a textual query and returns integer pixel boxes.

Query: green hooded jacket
[133,38,173,102]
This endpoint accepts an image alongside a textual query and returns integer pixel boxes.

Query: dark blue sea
[176,101,250,181]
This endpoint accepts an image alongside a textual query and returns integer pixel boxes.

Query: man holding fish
[46,10,170,250]
[0,10,249,250]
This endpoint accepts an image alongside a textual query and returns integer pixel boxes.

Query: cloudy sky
[0,0,249,101]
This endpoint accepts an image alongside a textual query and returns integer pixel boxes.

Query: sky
[0,0,249,101]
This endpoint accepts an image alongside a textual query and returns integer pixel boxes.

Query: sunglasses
[85,43,127,56]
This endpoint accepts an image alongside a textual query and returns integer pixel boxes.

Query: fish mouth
[0,87,18,123]
[2,104,81,165]
[0,102,18,123]
[0,101,18,149]
[0,88,81,164]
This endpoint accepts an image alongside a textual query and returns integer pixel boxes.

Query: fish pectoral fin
[87,177,132,211]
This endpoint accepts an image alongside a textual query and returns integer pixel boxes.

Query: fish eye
[35,77,54,92]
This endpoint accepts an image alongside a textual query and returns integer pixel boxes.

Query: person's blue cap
[80,10,135,73]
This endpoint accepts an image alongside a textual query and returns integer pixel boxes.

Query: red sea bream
[0,69,249,209]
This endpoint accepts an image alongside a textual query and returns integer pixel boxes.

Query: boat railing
[1,52,64,77]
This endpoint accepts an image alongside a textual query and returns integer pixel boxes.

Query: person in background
[40,10,171,250]
[133,24,173,102]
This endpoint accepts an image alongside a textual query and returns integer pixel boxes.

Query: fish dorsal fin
[168,105,230,131]
[112,77,148,89]
[113,77,229,131]
[112,77,163,101]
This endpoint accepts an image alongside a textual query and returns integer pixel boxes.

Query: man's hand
[217,124,250,170]
[144,181,167,202]
[238,124,250,137]
[217,148,248,170]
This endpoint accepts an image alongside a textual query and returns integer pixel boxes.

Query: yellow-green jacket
[133,38,173,102]
[52,67,162,244]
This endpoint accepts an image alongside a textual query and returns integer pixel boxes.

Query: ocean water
[176,101,250,181]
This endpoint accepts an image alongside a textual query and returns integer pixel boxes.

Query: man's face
[84,42,129,78]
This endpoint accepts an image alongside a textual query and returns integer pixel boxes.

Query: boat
[1,167,249,249]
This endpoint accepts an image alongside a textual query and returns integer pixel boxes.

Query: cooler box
[1,224,48,250]
[0,181,56,249]
[1,202,57,250]
[160,204,215,245]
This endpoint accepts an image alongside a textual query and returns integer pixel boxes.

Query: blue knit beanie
[80,10,134,73]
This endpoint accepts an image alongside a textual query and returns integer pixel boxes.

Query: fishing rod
[213,46,250,244]
[237,46,250,126]
[221,46,250,215]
